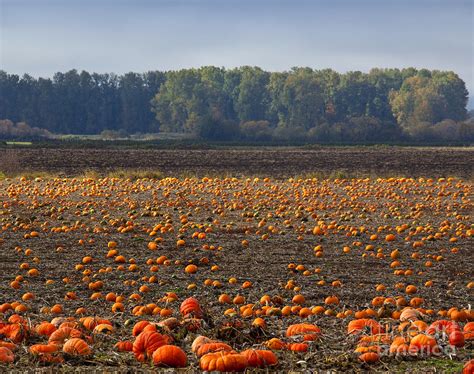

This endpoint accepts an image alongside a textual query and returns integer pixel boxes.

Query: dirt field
[3,146,474,179]
[0,169,473,372]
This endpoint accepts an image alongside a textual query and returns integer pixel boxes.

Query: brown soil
[5,146,474,178]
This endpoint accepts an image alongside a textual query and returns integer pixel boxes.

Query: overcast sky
[1,0,473,107]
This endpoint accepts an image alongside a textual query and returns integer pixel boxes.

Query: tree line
[0,67,472,142]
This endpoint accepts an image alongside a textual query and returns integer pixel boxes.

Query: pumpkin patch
[0,176,472,371]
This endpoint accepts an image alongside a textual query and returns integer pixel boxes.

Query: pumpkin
[291,294,305,304]
[0,324,27,343]
[48,327,82,346]
[399,307,420,321]
[463,359,474,374]
[191,335,213,353]
[451,309,468,322]
[288,343,308,352]
[241,349,277,367]
[80,316,101,331]
[464,322,474,333]
[63,338,91,356]
[132,331,169,362]
[29,344,59,355]
[0,347,14,363]
[35,322,57,337]
[184,264,197,273]
[347,319,383,335]
[265,338,286,350]
[180,297,203,318]
[449,330,465,347]
[196,342,233,357]
[398,320,428,336]
[426,320,460,335]
[115,341,133,352]
[389,336,409,355]
[0,341,17,351]
[132,320,151,336]
[93,323,114,334]
[409,334,438,355]
[152,345,187,367]
[58,321,79,330]
[200,351,248,372]
[286,323,321,341]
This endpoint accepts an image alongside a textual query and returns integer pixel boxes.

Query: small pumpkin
[286,323,321,341]
[132,331,169,362]
[48,327,82,346]
[0,323,27,343]
[265,338,286,350]
[115,341,133,352]
[196,342,233,357]
[200,351,248,372]
[63,338,91,356]
[29,344,59,355]
[288,342,308,352]
[399,307,420,322]
[152,345,187,368]
[0,341,17,351]
[463,359,474,374]
[132,320,151,336]
[191,335,213,353]
[449,330,465,347]
[93,323,114,334]
[409,334,438,355]
[35,322,57,337]
[347,319,383,335]
[0,347,14,363]
[180,297,203,318]
[241,349,277,368]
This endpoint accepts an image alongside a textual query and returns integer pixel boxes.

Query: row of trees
[0,70,165,135]
[0,67,471,142]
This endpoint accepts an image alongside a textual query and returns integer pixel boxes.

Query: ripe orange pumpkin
[241,349,277,368]
[286,323,321,341]
[200,351,248,372]
[152,345,187,367]
[180,297,203,318]
[132,331,169,362]
[63,338,91,356]
[0,347,14,363]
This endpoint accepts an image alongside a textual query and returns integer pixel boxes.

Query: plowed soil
[5,146,474,178]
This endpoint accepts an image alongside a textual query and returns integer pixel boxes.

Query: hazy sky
[1,0,473,107]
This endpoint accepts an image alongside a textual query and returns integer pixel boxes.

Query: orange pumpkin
[196,342,233,357]
[200,351,248,372]
[49,327,82,346]
[241,349,277,368]
[115,341,133,352]
[63,338,91,356]
[152,345,187,368]
[286,323,321,341]
[132,331,169,362]
[347,319,383,335]
[0,347,14,363]
[180,297,203,318]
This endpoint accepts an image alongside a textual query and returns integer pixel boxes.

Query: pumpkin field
[0,169,473,371]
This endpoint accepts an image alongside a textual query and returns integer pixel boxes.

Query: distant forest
[1,67,473,143]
